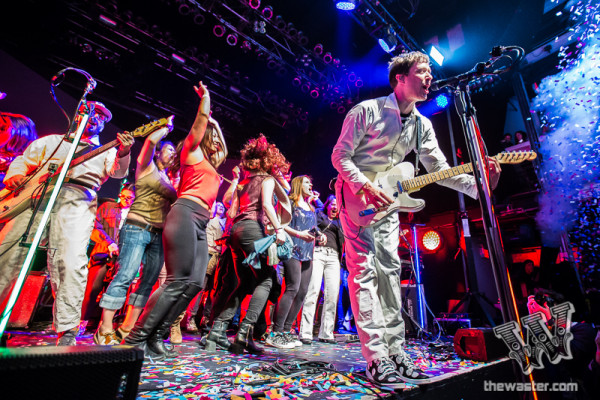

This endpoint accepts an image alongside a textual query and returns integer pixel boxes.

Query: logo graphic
[493,302,575,375]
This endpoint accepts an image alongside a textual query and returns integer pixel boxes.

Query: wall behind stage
[0,49,237,202]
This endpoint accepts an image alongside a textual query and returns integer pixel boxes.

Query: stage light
[248,0,260,9]
[347,72,357,82]
[262,6,273,19]
[314,43,324,55]
[171,53,186,65]
[99,15,117,27]
[274,15,286,30]
[337,105,346,114]
[378,26,398,53]
[292,76,302,87]
[178,3,191,15]
[192,13,205,25]
[226,33,238,46]
[355,78,363,87]
[323,52,333,63]
[435,93,449,108]
[213,25,225,37]
[310,88,319,98]
[301,83,311,93]
[422,230,442,252]
[335,0,357,11]
[429,45,444,66]
[253,20,266,34]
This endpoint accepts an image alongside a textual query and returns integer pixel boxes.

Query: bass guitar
[344,151,537,227]
[0,116,174,222]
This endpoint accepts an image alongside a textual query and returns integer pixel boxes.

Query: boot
[205,320,231,351]
[148,283,200,358]
[198,316,211,336]
[230,321,264,355]
[125,281,188,360]
[170,311,185,344]
[185,312,199,333]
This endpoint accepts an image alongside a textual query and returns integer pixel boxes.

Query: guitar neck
[402,163,474,191]
[71,139,120,167]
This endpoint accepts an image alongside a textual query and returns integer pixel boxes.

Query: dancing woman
[125,81,227,359]
[206,134,291,354]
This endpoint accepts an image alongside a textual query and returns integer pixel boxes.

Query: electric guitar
[0,116,174,222]
[344,151,537,227]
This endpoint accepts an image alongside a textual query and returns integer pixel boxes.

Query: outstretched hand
[194,81,209,98]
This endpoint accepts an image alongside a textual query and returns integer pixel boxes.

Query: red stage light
[422,230,442,252]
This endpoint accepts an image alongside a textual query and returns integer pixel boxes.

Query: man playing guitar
[331,52,501,387]
[0,101,134,345]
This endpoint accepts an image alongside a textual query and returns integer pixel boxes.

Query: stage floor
[5,328,516,399]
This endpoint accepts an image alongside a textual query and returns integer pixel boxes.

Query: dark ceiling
[0,0,572,213]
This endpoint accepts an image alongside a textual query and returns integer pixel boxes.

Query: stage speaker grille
[453,327,506,362]
[0,345,144,400]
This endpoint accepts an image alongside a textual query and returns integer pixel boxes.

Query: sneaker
[93,328,120,345]
[265,332,295,349]
[365,357,405,389]
[116,326,131,342]
[318,338,337,344]
[300,337,312,345]
[57,329,78,346]
[389,353,437,384]
[284,332,302,347]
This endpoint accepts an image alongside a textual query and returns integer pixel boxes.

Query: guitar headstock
[494,151,537,164]
[130,115,175,138]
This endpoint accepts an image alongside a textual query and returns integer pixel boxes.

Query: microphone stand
[0,75,96,342]
[452,83,518,325]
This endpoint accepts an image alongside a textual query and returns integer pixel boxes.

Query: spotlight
[274,15,286,30]
[226,33,238,46]
[292,76,302,86]
[299,111,309,121]
[192,13,205,25]
[266,58,278,70]
[314,43,324,55]
[248,0,260,9]
[81,43,93,53]
[262,6,273,19]
[241,40,252,52]
[310,88,319,98]
[301,83,310,93]
[298,33,309,46]
[422,230,442,252]
[286,23,297,37]
[213,25,225,37]
[378,25,398,53]
[254,20,266,34]
[330,101,338,110]
[429,45,444,66]
[435,93,449,108]
[323,52,333,63]
[337,105,346,114]
[276,66,287,77]
[347,72,357,82]
[334,0,357,11]
[355,78,363,87]
[178,3,191,15]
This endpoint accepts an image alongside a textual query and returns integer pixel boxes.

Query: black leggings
[214,220,273,325]
[273,257,313,332]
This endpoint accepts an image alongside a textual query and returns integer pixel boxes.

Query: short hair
[323,194,336,211]
[154,140,175,162]
[388,51,430,89]
[120,183,135,195]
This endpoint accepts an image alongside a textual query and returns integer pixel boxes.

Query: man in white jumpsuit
[0,102,133,345]
[332,52,501,387]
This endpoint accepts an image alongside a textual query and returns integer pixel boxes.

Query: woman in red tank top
[125,82,227,359]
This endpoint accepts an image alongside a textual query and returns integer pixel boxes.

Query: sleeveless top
[233,174,270,226]
[289,206,317,261]
[178,158,220,209]
[128,165,177,227]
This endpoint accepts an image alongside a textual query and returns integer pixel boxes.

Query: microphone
[430,62,488,91]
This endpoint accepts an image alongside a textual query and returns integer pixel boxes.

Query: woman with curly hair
[205,133,291,355]
[125,81,227,359]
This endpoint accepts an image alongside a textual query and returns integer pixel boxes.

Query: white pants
[336,181,406,362]
[0,185,96,332]
[299,246,340,340]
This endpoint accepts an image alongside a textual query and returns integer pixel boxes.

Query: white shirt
[4,134,131,189]
[332,92,477,199]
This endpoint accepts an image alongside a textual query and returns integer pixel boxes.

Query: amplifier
[0,271,48,328]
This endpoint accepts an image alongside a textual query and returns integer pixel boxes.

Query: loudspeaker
[0,345,144,400]
[0,271,48,328]
[401,284,420,336]
[453,328,506,362]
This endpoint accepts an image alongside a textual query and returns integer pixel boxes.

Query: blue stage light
[335,0,357,11]
[429,45,444,66]
[435,94,449,108]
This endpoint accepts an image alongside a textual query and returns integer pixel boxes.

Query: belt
[125,218,163,234]
[64,178,99,192]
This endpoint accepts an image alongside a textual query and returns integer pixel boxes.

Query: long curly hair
[240,134,290,176]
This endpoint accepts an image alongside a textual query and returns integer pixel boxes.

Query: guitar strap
[414,115,422,176]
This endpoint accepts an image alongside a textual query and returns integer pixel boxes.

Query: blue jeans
[99,224,164,310]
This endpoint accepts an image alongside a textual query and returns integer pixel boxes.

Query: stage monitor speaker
[401,284,420,336]
[0,345,144,400]
[0,271,48,328]
[453,328,506,362]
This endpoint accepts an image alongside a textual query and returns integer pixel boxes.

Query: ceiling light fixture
[334,0,357,11]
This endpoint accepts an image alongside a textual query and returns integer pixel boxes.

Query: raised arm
[136,127,171,180]
[181,81,211,165]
